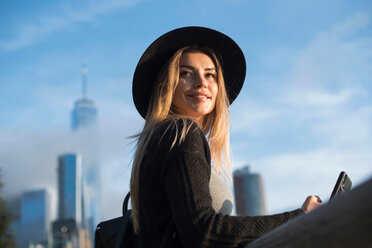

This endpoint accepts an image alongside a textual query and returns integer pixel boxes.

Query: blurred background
[0,0,371,247]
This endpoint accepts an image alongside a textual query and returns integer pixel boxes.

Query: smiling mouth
[187,94,211,102]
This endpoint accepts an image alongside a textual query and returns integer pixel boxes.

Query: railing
[245,177,372,248]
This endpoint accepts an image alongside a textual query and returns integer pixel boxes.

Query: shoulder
[153,118,198,135]
[150,118,209,155]
[144,118,211,180]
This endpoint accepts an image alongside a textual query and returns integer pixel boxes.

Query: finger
[315,195,322,203]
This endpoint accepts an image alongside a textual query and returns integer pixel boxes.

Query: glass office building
[58,153,83,224]
[20,189,50,248]
[233,166,267,216]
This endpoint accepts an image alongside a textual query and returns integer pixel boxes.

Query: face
[172,52,218,126]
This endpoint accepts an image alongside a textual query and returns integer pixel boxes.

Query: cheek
[174,83,184,99]
[175,80,190,98]
[173,82,186,107]
[211,83,218,100]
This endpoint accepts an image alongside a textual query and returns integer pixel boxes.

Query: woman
[130,27,322,248]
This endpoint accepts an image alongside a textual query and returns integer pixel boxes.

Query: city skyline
[1,0,372,222]
[10,63,100,246]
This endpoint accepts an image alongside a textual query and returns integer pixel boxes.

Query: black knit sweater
[138,119,303,248]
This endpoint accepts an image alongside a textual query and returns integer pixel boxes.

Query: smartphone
[330,171,352,200]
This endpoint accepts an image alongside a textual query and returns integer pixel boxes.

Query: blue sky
[1,0,371,220]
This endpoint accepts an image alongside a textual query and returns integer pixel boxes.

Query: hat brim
[132,26,246,119]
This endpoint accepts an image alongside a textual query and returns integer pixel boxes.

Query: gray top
[209,167,234,215]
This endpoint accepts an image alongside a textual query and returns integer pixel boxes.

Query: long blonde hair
[130,46,231,232]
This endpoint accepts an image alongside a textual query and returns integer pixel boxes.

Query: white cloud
[290,11,372,90]
[280,88,361,106]
[311,105,372,147]
[0,0,139,51]
[319,11,370,41]
[230,99,279,136]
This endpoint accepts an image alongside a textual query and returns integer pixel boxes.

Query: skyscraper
[71,63,97,131]
[70,63,101,239]
[71,99,98,130]
[233,166,267,216]
[20,189,50,248]
[58,153,83,224]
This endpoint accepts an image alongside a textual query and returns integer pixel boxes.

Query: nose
[194,72,207,88]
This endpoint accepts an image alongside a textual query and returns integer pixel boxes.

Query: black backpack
[94,192,140,248]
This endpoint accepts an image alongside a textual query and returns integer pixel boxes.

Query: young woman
[130,26,322,248]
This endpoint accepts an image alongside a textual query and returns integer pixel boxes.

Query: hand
[301,195,323,214]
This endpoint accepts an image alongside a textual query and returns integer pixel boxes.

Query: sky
[0,0,371,221]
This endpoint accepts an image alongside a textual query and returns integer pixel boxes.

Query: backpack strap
[113,192,131,248]
[122,191,130,216]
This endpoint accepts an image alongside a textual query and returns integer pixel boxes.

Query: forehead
[179,52,215,68]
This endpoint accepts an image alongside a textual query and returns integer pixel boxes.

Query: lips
[187,92,211,102]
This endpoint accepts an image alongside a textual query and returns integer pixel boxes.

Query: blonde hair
[130,46,231,232]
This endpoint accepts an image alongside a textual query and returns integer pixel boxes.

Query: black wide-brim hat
[132,26,246,118]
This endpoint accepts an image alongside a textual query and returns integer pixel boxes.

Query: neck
[194,117,204,129]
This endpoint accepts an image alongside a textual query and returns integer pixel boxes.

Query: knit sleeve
[161,120,304,248]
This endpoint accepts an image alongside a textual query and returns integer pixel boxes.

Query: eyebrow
[180,65,216,71]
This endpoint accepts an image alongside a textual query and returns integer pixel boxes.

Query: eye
[180,70,192,77]
[205,72,216,79]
